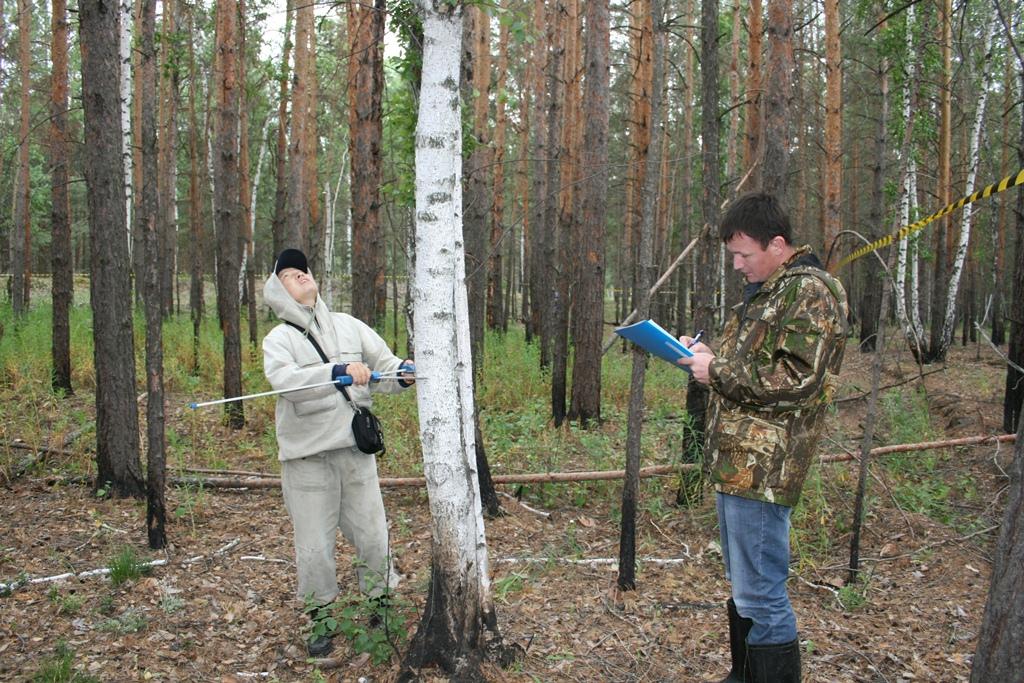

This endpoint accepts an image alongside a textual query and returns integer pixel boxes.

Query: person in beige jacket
[262,248,413,657]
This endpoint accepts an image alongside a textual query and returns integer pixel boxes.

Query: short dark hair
[719,192,792,248]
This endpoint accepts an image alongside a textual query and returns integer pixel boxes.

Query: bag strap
[284,320,360,408]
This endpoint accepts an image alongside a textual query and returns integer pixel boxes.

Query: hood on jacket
[263,271,338,348]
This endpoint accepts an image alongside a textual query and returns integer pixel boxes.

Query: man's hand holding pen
[677,330,714,385]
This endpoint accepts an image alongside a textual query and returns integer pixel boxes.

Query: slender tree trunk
[527,0,549,348]
[348,0,386,327]
[11,0,32,314]
[287,0,317,259]
[822,0,841,267]
[939,19,996,352]
[926,0,953,363]
[213,0,244,429]
[236,0,255,345]
[623,0,652,320]
[462,4,492,369]
[138,0,167,549]
[158,0,179,318]
[860,24,888,353]
[131,0,144,302]
[119,0,133,278]
[271,1,292,264]
[619,0,665,591]
[80,0,145,498]
[673,7,695,335]
[678,0,720,507]
[51,0,73,394]
[187,4,204,373]
[992,53,1013,347]
[568,0,610,426]
[761,0,794,202]
[549,0,574,426]
[487,13,509,332]
[894,3,923,359]
[743,0,762,184]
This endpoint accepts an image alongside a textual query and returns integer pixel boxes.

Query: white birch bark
[325,147,348,307]
[323,181,334,305]
[939,18,996,350]
[239,116,273,295]
[120,0,133,255]
[909,168,924,336]
[895,3,924,354]
[412,0,492,627]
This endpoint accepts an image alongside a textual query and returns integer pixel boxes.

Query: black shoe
[718,599,754,683]
[747,638,801,683]
[307,633,335,658]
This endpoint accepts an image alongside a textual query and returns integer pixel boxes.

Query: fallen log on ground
[39,433,1016,490]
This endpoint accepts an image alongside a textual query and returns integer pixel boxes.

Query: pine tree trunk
[271,2,292,265]
[158,0,179,317]
[462,4,492,371]
[743,0,762,184]
[187,5,204,373]
[619,0,665,591]
[11,0,32,314]
[138,0,167,549]
[568,0,610,426]
[991,55,1013,347]
[486,13,509,332]
[679,0,720,508]
[348,0,386,327]
[548,0,571,426]
[526,0,549,347]
[859,33,887,353]
[80,0,145,498]
[51,0,73,394]
[761,0,793,202]
[822,0,841,267]
[213,0,244,429]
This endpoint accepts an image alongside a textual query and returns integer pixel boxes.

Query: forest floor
[0,338,1016,682]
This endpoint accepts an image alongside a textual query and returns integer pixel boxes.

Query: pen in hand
[687,330,705,349]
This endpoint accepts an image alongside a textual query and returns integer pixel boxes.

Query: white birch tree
[399,1,508,677]
[120,0,133,254]
[938,17,996,351]
[894,3,924,356]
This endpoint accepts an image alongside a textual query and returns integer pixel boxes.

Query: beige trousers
[280,447,398,605]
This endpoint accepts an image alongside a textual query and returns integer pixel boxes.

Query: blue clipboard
[614,319,693,371]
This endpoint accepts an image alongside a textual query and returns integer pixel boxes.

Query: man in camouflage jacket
[680,193,848,683]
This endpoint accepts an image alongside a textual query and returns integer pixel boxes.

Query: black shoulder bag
[285,322,386,456]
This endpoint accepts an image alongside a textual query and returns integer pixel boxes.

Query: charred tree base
[398,567,522,682]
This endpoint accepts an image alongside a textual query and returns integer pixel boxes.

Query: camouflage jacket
[706,246,848,507]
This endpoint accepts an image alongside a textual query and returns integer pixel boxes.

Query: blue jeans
[716,492,797,645]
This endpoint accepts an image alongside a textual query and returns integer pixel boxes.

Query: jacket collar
[742,245,817,303]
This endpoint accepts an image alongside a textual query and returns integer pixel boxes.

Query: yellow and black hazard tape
[834,167,1024,270]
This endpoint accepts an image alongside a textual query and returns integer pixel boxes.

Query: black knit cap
[274,248,308,275]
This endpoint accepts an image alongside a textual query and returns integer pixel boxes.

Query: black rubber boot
[747,638,801,683]
[719,599,754,683]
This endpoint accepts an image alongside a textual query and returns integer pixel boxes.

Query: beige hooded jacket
[262,272,406,461]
